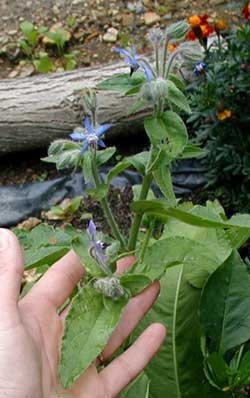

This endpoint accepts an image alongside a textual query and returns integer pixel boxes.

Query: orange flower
[168,43,177,52]
[215,19,226,31]
[218,110,232,120]
[189,15,201,27]
[242,3,250,19]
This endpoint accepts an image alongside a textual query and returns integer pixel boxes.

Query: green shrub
[187,22,250,212]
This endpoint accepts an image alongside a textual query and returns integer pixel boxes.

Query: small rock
[52,5,60,15]
[144,12,161,26]
[17,217,41,230]
[8,30,18,36]
[19,64,35,78]
[163,13,173,20]
[103,27,118,43]
[8,68,20,78]
[209,0,226,4]
[122,13,134,26]
[72,0,84,4]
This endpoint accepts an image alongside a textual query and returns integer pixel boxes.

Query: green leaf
[200,250,250,354]
[60,285,128,388]
[161,111,188,158]
[131,200,250,234]
[133,265,205,398]
[25,246,69,270]
[132,236,221,283]
[168,73,186,90]
[96,147,116,166]
[20,21,38,46]
[120,274,152,296]
[33,53,54,73]
[82,151,92,182]
[130,98,145,114]
[180,143,207,159]
[128,151,150,174]
[205,353,229,390]
[119,372,150,397]
[238,351,250,386]
[144,116,169,145]
[87,184,109,201]
[19,39,32,56]
[166,80,191,114]
[153,165,176,206]
[97,72,146,93]
[107,160,131,183]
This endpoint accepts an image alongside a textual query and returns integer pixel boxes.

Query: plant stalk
[91,151,127,251]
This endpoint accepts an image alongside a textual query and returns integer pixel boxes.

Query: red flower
[187,14,214,41]
[242,3,250,19]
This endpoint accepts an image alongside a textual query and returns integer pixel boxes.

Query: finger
[101,281,160,361]
[100,323,166,396]
[21,250,84,310]
[116,256,136,275]
[0,229,23,305]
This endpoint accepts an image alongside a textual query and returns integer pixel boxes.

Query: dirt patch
[0,0,234,79]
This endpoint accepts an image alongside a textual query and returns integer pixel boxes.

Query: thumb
[0,229,24,326]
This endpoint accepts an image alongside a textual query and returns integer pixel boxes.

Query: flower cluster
[87,220,111,276]
[217,109,232,121]
[187,14,215,41]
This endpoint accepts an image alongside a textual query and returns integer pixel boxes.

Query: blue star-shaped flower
[194,62,207,76]
[70,116,112,154]
[114,47,154,81]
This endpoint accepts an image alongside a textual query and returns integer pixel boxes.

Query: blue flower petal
[88,220,96,237]
[70,132,86,141]
[113,47,130,58]
[143,65,153,81]
[80,142,89,154]
[96,123,112,137]
[84,116,95,135]
[98,140,106,148]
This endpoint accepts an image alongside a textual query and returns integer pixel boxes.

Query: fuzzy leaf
[60,285,128,388]
[166,80,191,114]
[200,250,250,354]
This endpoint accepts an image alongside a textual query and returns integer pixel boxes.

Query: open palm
[0,229,165,398]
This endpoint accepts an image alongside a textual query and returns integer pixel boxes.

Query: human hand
[0,228,166,398]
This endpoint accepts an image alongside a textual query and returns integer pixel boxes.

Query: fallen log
[0,61,149,156]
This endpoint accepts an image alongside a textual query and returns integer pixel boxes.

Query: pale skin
[0,228,166,398]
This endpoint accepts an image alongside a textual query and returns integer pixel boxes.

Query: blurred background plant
[18,19,79,73]
[185,8,250,213]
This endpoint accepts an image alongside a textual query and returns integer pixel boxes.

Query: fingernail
[0,229,10,251]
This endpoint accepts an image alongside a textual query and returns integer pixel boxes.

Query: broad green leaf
[161,111,188,158]
[238,351,250,386]
[153,165,176,206]
[180,143,207,159]
[107,160,131,182]
[128,151,150,174]
[119,372,150,397]
[205,353,229,390]
[133,265,205,398]
[25,246,69,270]
[168,73,186,90]
[96,147,116,166]
[130,98,145,114]
[33,54,54,74]
[97,72,146,93]
[87,184,109,201]
[200,250,250,354]
[166,80,191,114]
[82,151,92,182]
[131,200,250,232]
[60,285,128,388]
[132,236,221,284]
[120,274,151,296]
[71,235,103,277]
[144,116,169,145]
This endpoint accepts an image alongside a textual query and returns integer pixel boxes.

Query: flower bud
[82,89,97,116]
[165,20,190,41]
[178,41,203,63]
[140,78,168,104]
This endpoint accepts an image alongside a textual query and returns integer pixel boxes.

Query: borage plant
[39,19,250,397]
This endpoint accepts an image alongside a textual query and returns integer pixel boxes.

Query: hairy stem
[128,172,153,251]
[139,220,155,263]
[91,151,127,250]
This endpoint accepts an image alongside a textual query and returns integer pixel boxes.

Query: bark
[0,61,148,156]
